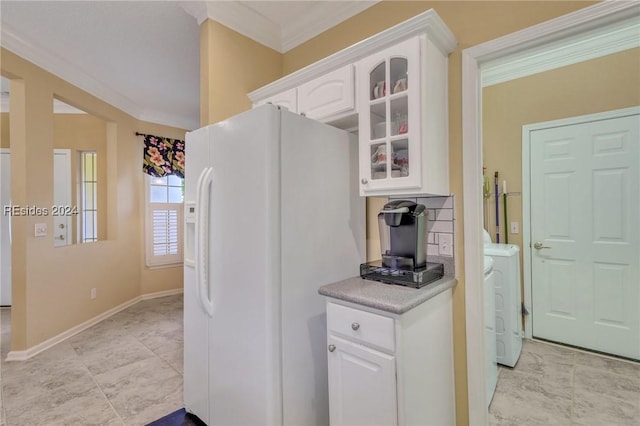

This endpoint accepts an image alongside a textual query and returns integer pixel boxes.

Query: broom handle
[494,172,499,243]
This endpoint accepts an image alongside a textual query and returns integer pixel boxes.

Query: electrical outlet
[438,233,453,256]
[34,223,47,237]
[510,222,519,234]
[91,288,97,299]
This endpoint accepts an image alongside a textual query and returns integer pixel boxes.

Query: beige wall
[483,47,640,298]
[1,49,184,351]
[1,114,8,147]
[200,20,282,125]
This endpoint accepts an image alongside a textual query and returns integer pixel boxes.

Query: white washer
[484,230,523,367]
[484,256,497,406]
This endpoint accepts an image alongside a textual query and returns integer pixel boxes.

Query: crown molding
[482,12,640,87]
[182,1,381,54]
[1,23,142,116]
[281,1,381,52]
[203,1,282,52]
[0,24,197,130]
[178,1,209,25]
[248,8,457,103]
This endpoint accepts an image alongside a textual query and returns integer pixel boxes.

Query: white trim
[462,48,489,426]
[5,288,183,362]
[5,295,142,362]
[482,15,640,87]
[521,106,640,341]
[462,2,639,425]
[248,9,457,104]
[181,1,381,54]
[178,1,209,26]
[204,1,282,52]
[281,1,381,53]
[141,287,184,301]
[0,24,197,130]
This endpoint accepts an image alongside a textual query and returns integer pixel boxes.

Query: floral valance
[142,134,185,178]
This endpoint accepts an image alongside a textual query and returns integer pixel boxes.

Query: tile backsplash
[390,195,456,277]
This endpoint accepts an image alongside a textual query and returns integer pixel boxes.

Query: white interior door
[529,111,639,360]
[0,149,11,306]
[53,149,72,247]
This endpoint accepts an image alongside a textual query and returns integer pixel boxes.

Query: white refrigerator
[183,105,365,426]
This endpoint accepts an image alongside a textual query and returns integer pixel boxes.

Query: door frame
[0,148,10,306]
[462,3,640,424]
[521,106,640,339]
[53,148,72,247]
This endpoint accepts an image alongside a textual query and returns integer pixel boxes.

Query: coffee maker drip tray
[360,260,444,289]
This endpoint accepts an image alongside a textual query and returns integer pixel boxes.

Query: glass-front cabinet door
[358,37,421,195]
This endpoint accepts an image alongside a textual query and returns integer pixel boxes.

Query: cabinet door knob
[351,322,360,331]
[328,344,336,352]
[361,178,368,185]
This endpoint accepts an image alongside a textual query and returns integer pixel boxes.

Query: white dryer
[484,230,522,367]
[484,256,497,406]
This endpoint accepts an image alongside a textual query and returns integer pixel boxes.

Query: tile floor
[0,295,184,425]
[2,297,639,425]
[490,339,640,426]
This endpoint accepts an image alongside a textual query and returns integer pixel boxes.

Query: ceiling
[0,1,378,131]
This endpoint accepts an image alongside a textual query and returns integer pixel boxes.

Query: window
[80,151,97,243]
[146,174,183,267]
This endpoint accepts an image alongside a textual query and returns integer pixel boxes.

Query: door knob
[361,178,368,185]
[351,322,360,331]
[58,224,65,229]
[533,242,551,250]
[328,344,336,352]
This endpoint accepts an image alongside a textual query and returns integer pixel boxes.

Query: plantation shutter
[147,202,183,266]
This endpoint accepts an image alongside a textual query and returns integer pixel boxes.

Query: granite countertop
[318,276,457,315]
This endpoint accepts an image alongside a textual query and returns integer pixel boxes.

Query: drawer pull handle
[351,322,360,331]
[328,344,336,352]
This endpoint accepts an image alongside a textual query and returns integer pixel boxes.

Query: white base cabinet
[328,336,398,426]
[326,289,455,426]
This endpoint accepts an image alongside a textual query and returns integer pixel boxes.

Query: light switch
[34,223,47,237]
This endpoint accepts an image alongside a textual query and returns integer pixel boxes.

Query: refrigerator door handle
[194,167,207,315]
[198,167,215,317]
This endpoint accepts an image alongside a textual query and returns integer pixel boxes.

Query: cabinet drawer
[327,302,395,352]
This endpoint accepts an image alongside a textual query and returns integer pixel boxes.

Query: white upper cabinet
[254,87,298,113]
[298,65,356,121]
[248,9,457,196]
[358,37,420,195]
[358,34,450,197]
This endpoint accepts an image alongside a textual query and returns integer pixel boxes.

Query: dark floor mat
[146,408,206,426]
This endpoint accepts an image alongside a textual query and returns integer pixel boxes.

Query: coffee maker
[360,200,443,288]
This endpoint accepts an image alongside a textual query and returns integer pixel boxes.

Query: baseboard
[141,287,183,300]
[5,287,183,362]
